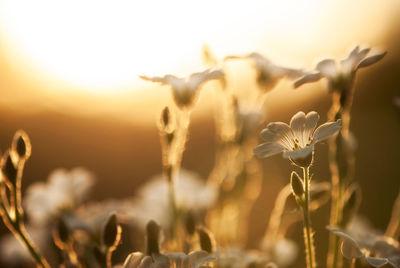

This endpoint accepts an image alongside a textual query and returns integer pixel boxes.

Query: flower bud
[1,151,18,186]
[146,220,160,256]
[290,171,304,198]
[161,107,170,129]
[197,226,215,253]
[102,213,121,248]
[53,217,70,249]
[184,211,196,236]
[12,130,31,160]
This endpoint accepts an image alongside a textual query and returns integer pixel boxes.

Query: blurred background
[0,0,400,267]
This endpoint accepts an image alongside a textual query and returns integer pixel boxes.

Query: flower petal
[356,52,387,69]
[188,69,224,89]
[312,119,342,144]
[341,239,364,259]
[140,74,186,92]
[305,112,320,133]
[283,145,313,159]
[316,59,338,78]
[294,72,322,88]
[290,112,306,132]
[261,122,294,149]
[365,257,389,267]
[254,142,285,158]
[341,47,371,73]
[290,112,309,147]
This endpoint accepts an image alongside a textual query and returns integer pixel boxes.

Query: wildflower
[225,52,304,93]
[131,169,216,229]
[122,250,215,268]
[328,220,400,268]
[294,46,386,95]
[24,167,94,225]
[254,111,341,165]
[140,69,224,109]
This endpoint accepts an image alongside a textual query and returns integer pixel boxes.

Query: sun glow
[0,0,325,94]
[0,0,397,95]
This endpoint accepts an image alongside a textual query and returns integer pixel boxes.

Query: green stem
[302,166,316,268]
[15,227,50,268]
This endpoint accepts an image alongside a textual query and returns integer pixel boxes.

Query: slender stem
[15,227,50,268]
[168,178,178,239]
[0,180,49,268]
[302,166,315,268]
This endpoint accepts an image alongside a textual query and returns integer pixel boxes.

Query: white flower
[294,46,386,92]
[140,69,224,109]
[131,169,217,229]
[24,167,95,225]
[328,222,400,268]
[226,52,304,92]
[122,250,215,268]
[254,111,342,160]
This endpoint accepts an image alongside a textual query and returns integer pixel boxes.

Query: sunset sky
[0,0,398,123]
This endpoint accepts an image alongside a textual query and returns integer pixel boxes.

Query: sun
[0,1,394,95]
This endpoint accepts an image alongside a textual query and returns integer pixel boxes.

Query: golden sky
[0,0,398,123]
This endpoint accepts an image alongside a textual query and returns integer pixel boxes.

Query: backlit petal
[294,72,322,88]
[316,59,338,78]
[356,52,387,69]
[341,239,363,259]
[254,142,285,158]
[365,257,389,267]
[313,120,342,143]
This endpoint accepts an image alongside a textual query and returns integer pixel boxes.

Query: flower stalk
[0,166,50,268]
[301,166,316,268]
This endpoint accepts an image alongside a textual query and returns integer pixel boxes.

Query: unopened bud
[161,107,170,129]
[184,211,196,236]
[1,152,18,186]
[12,130,31,160]
[290,171,304,197]
[53,217,70,250]
[146,220,160,256]
[197,226,215,253]
[58,217,70,243]
[102,213,121,248]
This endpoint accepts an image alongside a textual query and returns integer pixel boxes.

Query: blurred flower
[294,46,386,93]
[24,167,95,225]
[131,169,217,229]
[140,69,224,109]
[254,111,342,160]
[234,103,263,143]
[122,250,215,268]
[328,216,400,268]
[225,52,304,93]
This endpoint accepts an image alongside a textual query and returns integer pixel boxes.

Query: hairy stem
[302,166,316,268]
